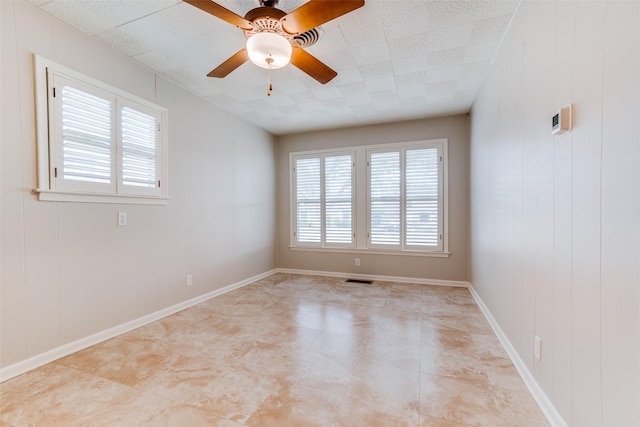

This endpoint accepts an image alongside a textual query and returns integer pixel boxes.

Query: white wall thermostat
[552,105,573,135]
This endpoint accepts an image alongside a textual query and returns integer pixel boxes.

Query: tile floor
[0,274,549,426]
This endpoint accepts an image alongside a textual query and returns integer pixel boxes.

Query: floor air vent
[345,279,373,285]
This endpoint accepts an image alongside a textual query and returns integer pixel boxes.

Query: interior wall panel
[527,0,556,396]
[57,203,92,344]
[1,0,27,367]
[599,2,640,425]
[470,1,640,426]
[88,204,118,333]
[570,3,606,424]
[551,1,576,422]
[23,199,60,357]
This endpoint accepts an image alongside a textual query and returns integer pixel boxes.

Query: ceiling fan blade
[184,0,253,30]
[281,0,365,35]
[290,47,337,84]
[207,49,249,78]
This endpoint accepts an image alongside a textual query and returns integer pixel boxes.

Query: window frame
[289,139,449,257]
[34,54,169,205]
[290,149,356,249]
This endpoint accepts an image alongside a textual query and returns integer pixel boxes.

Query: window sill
[34,189,169,205]
[289,246,450,258]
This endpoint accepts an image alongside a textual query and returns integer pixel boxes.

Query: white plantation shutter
[53,76,116,193]
[368,143,443,252]
[119,102,161,196]
[325,155,353,245]
[61,86,113,183]
[295,157,321,243]
[369,151,401,247]
[405,148,440,248]
[293,152,354,247]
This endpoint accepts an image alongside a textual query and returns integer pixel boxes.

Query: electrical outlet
[117,212,127,226]
[534,335,542,361]
[355,258,360,267]
[186,274,193,287]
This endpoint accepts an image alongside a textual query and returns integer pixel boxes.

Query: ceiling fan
[184,0,365,84]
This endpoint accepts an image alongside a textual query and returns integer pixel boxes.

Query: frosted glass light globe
[246,32,292,69]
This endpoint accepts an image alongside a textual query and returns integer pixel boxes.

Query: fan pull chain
[266,56,274,96]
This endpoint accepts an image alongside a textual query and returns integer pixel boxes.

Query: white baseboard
[275,268,470,288]
[276,268,469,288]
[0,269,277,383]
[468,284,568,427]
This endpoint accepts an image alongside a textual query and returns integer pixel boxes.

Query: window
[292,152,355,248]
[290,139,448,256]
[35,55,168,204]
[368,144,443,252]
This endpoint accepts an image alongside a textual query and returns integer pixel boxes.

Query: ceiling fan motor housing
[293,27,322,47]
[242,6,322,48]
[243,7,291,39]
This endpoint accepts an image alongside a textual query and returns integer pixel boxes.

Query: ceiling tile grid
[25,0,519,135]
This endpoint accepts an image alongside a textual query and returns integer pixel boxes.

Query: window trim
[289,139,449,256]
[34,54,169,205]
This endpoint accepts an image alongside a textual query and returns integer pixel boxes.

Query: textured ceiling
[26,0,519,135]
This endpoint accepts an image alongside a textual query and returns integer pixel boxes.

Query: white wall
[277,115,470,282]
[470,1,639,426]
[1,1,276,370]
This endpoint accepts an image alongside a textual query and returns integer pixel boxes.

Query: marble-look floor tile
[141,364,276,424]
[419,413,472,426]
[246,383,342,427]
[383,290,430,313]
[0,363,72,413]
[286,350,356,396]
[309,329,370,362]
[0,274,548,427]
[150,404,244,426]
[419,373,513,427]
[56,332,163,373]
[1,365,173,427]
[420,329,488,382]
[92,343,181,387]
[490,386,550,426]
[333,360,420,427]
[237,343,304,379]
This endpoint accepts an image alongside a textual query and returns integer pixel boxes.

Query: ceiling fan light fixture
[246,32,292,69]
